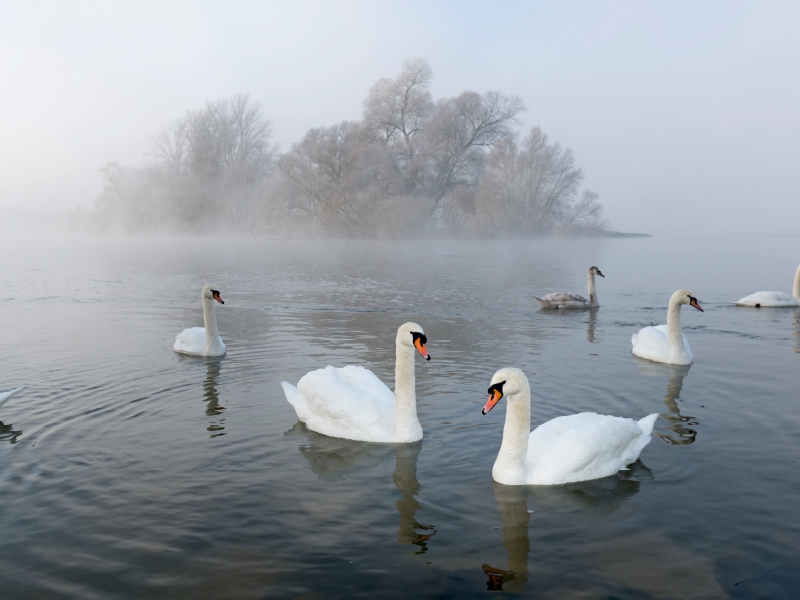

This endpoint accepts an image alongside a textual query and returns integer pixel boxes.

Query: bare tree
[476,126,591,234]
[422,91,525,210]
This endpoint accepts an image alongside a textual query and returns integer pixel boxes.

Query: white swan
[0,387,24,409]
[631,289,703,365]
[482,368,658,486]
[281,322,431,443]
[174,285,226,357]
[735,265,800,307]
[535,266,604,309]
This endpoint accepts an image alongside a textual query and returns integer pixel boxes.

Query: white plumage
[483,368,657,486]
[281,322,431,443]
[632,289,703,365]
[0,387,24,409]
[735,265,800,307]
[174,284,226,357]
[631,324,693,365]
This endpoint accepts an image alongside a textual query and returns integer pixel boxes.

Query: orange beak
[690,298,703,312]
[482,388,502,415]
[413,337,431,360]
[213,292,224,304]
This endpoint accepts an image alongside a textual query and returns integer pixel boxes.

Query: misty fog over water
[2,2,800,598]
[1,235,798,598]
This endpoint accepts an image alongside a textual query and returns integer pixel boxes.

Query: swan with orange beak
[482,368,658,485]
[282,322,431,443]
[173,284,227,357]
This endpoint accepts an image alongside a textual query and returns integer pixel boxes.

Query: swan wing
[526,412,656,485]
[174,327,207,355]
[631,324,670,363]
[292,366,395,442]
[735,291,798,307]
[334,365,395,407]
[537,293,590,308]
[0,386,24,409]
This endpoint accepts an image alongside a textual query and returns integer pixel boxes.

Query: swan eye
[487,381,505,395]
[411,332,427,344]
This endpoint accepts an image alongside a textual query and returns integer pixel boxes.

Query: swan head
[589,266,605,278]
[671,289,703,312]
[396,322,431,360]
[202,285,224,305]
[482,367,528,415]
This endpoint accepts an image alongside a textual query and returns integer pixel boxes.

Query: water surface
[1,235,798,599]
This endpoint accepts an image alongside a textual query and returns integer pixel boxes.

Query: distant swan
[735,265,800,307]
[535,266,604,309]
[174,285,226,357]
[631,289,703,365]
[0,387,24,410]
[281,322,431,443]
[482,368,658,486]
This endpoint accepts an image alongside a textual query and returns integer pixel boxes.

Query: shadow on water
[537,307,602,344]
[285,425,435,553]
[203,357,226,437]
[0,420,22,444]
[586,308,599,343]
[482,464,651,593]
[635,359,697,445]
[793,309,800,353]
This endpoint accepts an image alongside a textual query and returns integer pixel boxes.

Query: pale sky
[1,0,799,235]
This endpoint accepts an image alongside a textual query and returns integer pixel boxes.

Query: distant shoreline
[598,231,652,238]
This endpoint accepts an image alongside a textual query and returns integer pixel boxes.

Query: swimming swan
[535,266,604,309]
[631,289,703,365]
[174,285,226,357]
[0,387,24,409]
[482,368,658,486]
[735,265,800,307]
[281,322,431,443]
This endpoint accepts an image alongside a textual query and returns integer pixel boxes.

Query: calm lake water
[1,235,798,599]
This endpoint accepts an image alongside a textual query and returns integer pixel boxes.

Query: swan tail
[281,381,310,423]
[637,412,659,437]
[534,296,547,307]
[0,386,25,409]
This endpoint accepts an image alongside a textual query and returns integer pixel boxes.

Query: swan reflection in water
[793,309,800,353]
[202,357,226,437]
[586,308,599,343]
[482,465,650,593]
[0,420,22,444]
[285,425,435,553]
[635,360,697,445]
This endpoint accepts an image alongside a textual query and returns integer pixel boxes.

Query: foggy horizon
[2,1,799,236]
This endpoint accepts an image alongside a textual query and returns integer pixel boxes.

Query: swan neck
[587,272,598,306]
[495,385,531,483]
[667,297,686,359]
[202,297,219,349]
[394,341,419,439]
[793,265,800,301]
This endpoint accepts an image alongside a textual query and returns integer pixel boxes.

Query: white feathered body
[174,285,226,357]
[174,327,226,356]
[282,365,406,443]
[518,412,659,486]
[735,291,798,307]
[281,322,427,444]
[631,324,693,365]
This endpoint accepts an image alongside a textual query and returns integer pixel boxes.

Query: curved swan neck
[394,340,419,439]
[666,294,686,360]
[495,383,531,483]
[202,296,220,349]
[587,271,598,306]
[793,265,800,301]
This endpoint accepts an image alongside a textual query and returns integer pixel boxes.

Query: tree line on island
[85,58,607,237]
